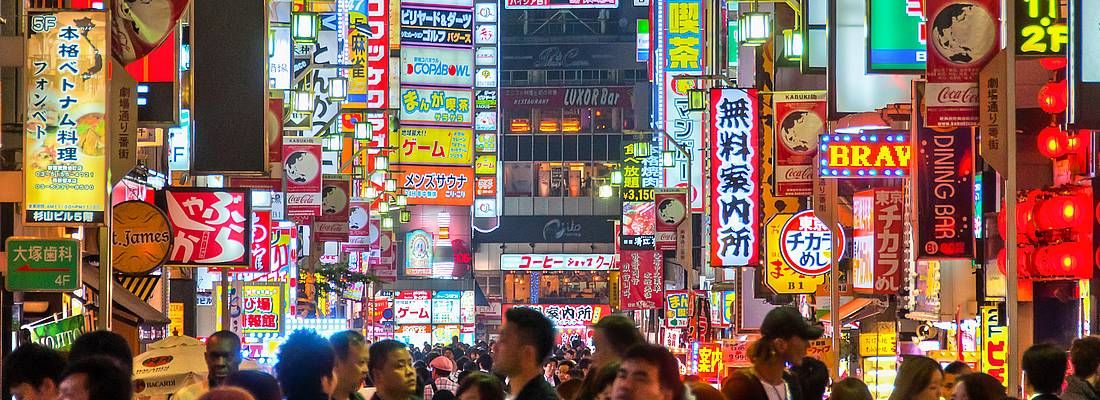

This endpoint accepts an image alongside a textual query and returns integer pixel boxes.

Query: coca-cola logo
[936,86,979,104]
[314,222,347,232]
[783,167,813,180]
[286,193,317,204]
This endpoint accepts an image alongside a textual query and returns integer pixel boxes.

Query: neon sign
[817,132,911,178]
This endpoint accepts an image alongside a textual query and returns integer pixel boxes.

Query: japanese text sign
[247,212,271,274]
[161,189,252,266]
[241,284,284,335]
[398,165,474,206]
[691,342,723,383]
[432,291,462,324]
[981,305,1008,384]
[395,290,432,325]
[400,87,474,125]
[500,254,617,271]
[710,88,760,267]
[661,0,704,209]
[24,11,108,225]
[778,210,845,276]
[283,136,323,216]
[315,177,351,243]
[400,46,473,87]
[400,7,473,47]
[1015,0,1066,56]
[346,0,390,123]
[5,238,81,292]
[869,0,927,71]
[773,92,826,196]
[621,139,659,250]
[665,290,690,328]
[926,0,1000,126]
[914,126,974,258]
[764,213,827,295]
[618,250,663,309]
[665,0,702,73]
[396,127,473,165]
[817,132,912,178]
[270,226,297,273]
[852,188,906,294]
[502,304,610,327]
[504,0,616,9]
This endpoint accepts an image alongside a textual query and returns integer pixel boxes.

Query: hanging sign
[777,210,846,277]
[399,87,474,125]
[665,290,690,328]
[283,137,323,216]
[914,126,975,259]
[764,213,826,295]
[710,88,760,267]
[852,188,905,294]
[241,284,284,335]
[396,126,474,165]
[315,177,351,242]
[619,250,663,309]
[161,189,252,266]
[5,238,81,292]
[111,200,173,274]
[655,190,687,251]
[817,132,912,178]
[925,0,1000,126]
[773,91,826,196]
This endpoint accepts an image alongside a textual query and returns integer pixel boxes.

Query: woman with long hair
[889,356,944,400]
[952,373,1008,400]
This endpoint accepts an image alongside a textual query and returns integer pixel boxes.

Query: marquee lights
[817,133,911,178]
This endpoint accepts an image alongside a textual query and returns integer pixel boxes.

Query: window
[503,162,534,196]
[475,272,502,298]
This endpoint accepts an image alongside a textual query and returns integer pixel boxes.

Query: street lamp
[329,76,348,101]
[374,155,389,171]
[385,178,397,193]
[738,11,771,46]
[610,170,623,186]
[292,12,318,43]
[381,217,394,230]
[378,201,390,213]
[400,210,411,223]
[782,29,803,61]
[293,90,313,113]
[396,194,408,207]
[355,121,371,141]
[598,184,613,198]
[365,186,379,199]
[662,151,676,168]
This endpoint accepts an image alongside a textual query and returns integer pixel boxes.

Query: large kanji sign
[161,189,251,266]
[852,188,905,294]
[710,88,760,267]
[619,250,663,309]
[395,290,432,324]
[246,210,271,273]
[241,283,284,335]
[502,304,610,327]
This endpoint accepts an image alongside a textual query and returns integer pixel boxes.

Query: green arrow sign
[5,238,81,292]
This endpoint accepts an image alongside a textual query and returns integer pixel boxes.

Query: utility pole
[1004,0,1020,394]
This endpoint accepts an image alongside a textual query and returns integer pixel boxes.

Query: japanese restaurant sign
[925,0,1000,126]
[914,126,974,258]
[282,137,323,216]
[24,11,108,225]
[665,290,690,328]
[764,213,828,295]
[817,132,912,178]
[500,254,616,271]
[618,250,663,309]
[502,304,611,326]
[620,139,659,250]
[396,127,473,165]
[398,165,474,206]
[710,88,760,267]
[161,188,252,266]
[395,290,432,325]
[773,92,826,196]
[662,0,705,210]
[852,188,905,294]
[399,87,474,125]
[241,284,284,335]
[315,177,351,243]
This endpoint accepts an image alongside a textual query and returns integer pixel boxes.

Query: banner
[655,190,687,251]
[248,211,272,273]
[24,11,108,225]
[773,92,826,196]
[282,137,323,216]
[400,7,473,47]
[315,177,351,242]
[852,189,905,294]
[618,250,663,309]
[500,254,616,271]
[400,46,474,87]
[710,88,760,267]
[914,126,975,258]
[345,199,371,251]
[925,0,1000,126]
[161,188,252,266]
[399,87,474,125]
[978,54,1008,174]
[395,126,473,165]
[397,165,475,206]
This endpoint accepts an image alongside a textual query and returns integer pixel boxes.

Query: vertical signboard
[710,88,760,267]
[772,92,826,196]
[618,250,663,309]
[472,0,500,225]
[248,211,272,273]
[655,190,687,251]
[978,55,1008,174]
[981,305,1008,385]
[925,0,1000,126]
[241,284,285,335]
[283,137,323,216]
[914,103,975,259]
[852,189,905,294]
[316,177,351,242]
[620,139,658,250]
[24,11,108,225]
[661,0,704,210]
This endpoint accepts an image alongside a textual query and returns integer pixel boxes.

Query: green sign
[29,315,86,351]
[5,238,80,292]
[868,0,926,72]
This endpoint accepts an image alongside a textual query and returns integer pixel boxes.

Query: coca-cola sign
[502,86,632,109]
[930,85,979,105]
[773,91,826,196]
[283,137,323,216]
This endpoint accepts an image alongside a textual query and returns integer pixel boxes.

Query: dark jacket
[370,394,422,400]
[1064,377,1100,400]
[514,375,561,400]
[721,368,803,400]
[1033,394,1062,400]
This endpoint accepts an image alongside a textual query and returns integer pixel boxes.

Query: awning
[820,298,885,324]
[82,266,170,325]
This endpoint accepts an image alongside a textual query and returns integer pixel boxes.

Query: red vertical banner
[271,226,298,273]
[282,137,323,216]
[269,99,285,164]
[654,190,687,251]
[852,188,905,294]
[348,0,390,141]
[710,88,760,267]
[772,92,826,197]
[344,200,371,251]
[247,210,272,273]
[315,177,351,242]
[618,250,664,309]
[925,0,1000,126]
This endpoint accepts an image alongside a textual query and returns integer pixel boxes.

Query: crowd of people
[3,306,1098,400]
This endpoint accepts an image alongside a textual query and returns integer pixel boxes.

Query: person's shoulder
[172,381,208,400]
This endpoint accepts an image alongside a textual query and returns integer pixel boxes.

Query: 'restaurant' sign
[914,125,974,259]
[817,132,912,178]
[501,87,632,108]
[112,200,173,274]
[925,0,1000,126]
[500,254,616,271]
[710,88,760,267]
[160,188,251,266]
[852,188,905,294]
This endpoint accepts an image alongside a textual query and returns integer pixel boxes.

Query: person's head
[225,370,283,400]
[578,358,593,376]
[792,357,830,400]
[445,348,456,360]
[432,355,456,378]
[68,331,133,375]
[58,356,131,400]
[584,361,621,400]
[558,360,578,382]
[752,307,824,367]
[331,330,369,394]
[942,361,973,399]
[206,330,243,386]
[830,378,873,400]
[889,356,943,400]
[494,307,556,376]
[544,359,559,377]
[612,344,685,400]
[1022,343,1067,395]
[686,381,726,400]
[953,372,1007,400]
[457,372,505,400]
[565,349,576,361]
[1071,336,1100,379]
[557,379,585,400]
[369,340,418,398]
[197,387,256,400]
[275,329,337,399]
[590,315,646,368]
[478,354,494,371]
[3,343,65,400]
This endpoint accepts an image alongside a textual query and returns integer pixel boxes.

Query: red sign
[655,190,687,251]
[710,88,760,267]
[501,304,611,327]
[372,230,397,281]
[500,87,633,108]
[925,0,1000,126]
[123,28,177,83]
[269,99,285,163]
[773,92,826,196]
[619,250,664,309]
[111,0,189,65]
[283,137,323,216]
[852,188,905,294]
[691,342,724,383]
[247,211,272,273]
[475,176,497,197]
[162,189,251,266]
[315,178,351,242]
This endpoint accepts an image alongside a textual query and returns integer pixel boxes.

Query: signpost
[5,238,81,292]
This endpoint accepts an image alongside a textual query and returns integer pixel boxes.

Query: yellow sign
[168,302,184,336]
[24,11,109,225]
[609,270,620,310]
[859,332,898,357]
[764,214,826,294]
[394,127,473,165]
[981,306,1008,385]
[475,155,497,175]
[111,201,172,274]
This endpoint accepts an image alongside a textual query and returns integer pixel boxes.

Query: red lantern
[1037,125,1069,159]
[1035,191,1091,232]
[1037,80,1068,114]
[997,245,1036,279]
[1039,57,1068,71]
[1033,241,1092,278]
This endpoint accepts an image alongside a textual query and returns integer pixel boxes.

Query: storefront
[501,304,611,344]
[392,290,477,345]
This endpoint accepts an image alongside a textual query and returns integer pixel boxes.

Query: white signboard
[475,3,498,22]
[269,27,292,90]
[476,47,497,65]
[500,254,618,271]
[399,87,474,125]
[168,109,191,172]
[400,46,474,87]
[475,67,497,88]
[476,24,497,44]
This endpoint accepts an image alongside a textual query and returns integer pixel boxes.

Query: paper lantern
[1037,80,1068,114]
[1037,125,1069,159]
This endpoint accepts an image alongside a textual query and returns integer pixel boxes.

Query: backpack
[430,382,455,400]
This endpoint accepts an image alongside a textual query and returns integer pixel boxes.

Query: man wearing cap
[721,307,825,400]
[423,356,459,400]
